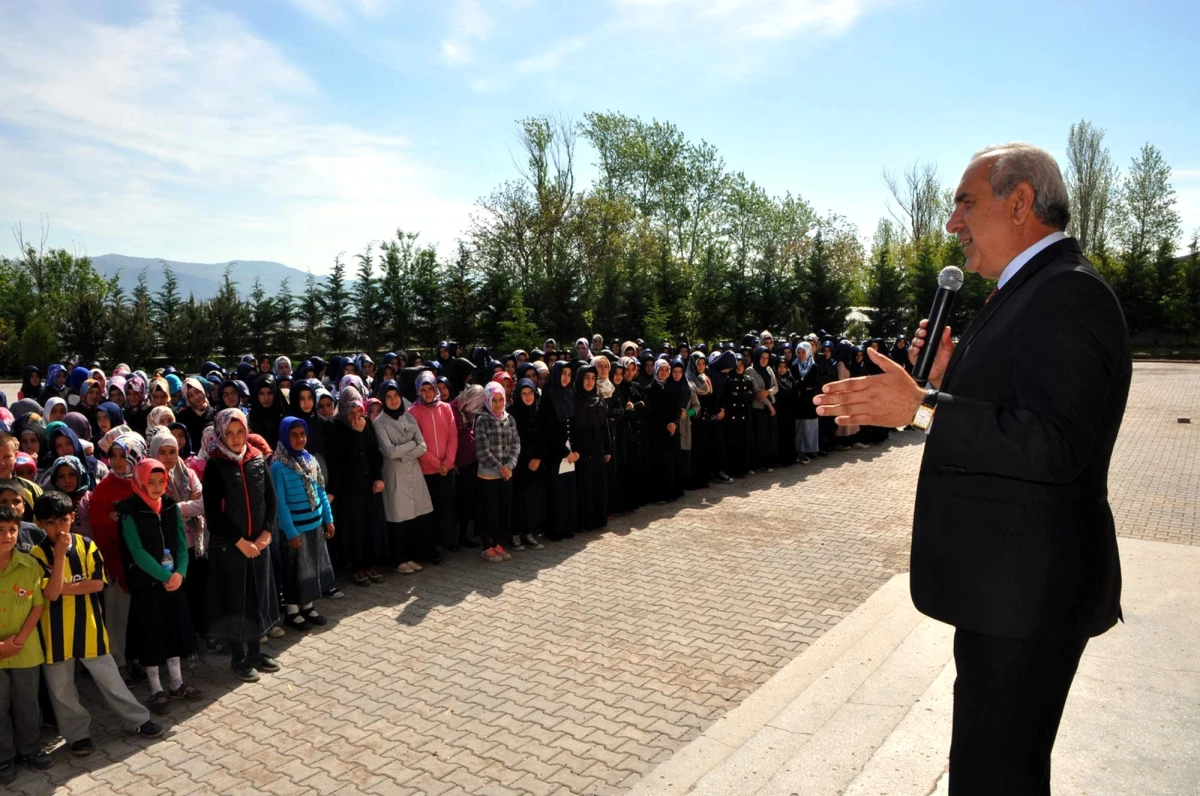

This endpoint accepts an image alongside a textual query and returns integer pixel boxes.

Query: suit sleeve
[926,272,1127,484]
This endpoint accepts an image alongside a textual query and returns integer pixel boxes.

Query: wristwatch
[912,389,939,433]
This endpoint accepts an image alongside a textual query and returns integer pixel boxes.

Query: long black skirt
[333,485,388,571]
[205,542,279,644]
[575,456,608,531]
[513,465,544,535]
[476,477,513,548]
[545,463,578,539]
[424,472,458,548]
[126,585,195,666]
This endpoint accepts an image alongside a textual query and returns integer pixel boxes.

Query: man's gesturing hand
[814,348,927,427]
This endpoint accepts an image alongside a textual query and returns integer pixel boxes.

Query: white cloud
[516,37,587,74]
[286,0,393,27]
[0,2,471,271]
[613,0,886,39]
[440,0,493,65]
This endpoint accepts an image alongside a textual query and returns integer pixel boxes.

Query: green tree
[441,242,478,346]
[866,223,909,338]
[798,232,850,337]
[124,270,157,364]
[62,290,111,365]
[180,295,217,369]
[248,276,276,356]
[274,278,297,356]
[299,274,326,356]
[642,295,671,349]
[409,246,441,346]
[210,267,251,364]
[321,255,351,352]
[19,317,59,372]
[1117,143,1181,258]
[379,231,420,351]
[154,264,189,361]
[353,246,383,353]
[1065,120,1118,254]
[497,291,540,353]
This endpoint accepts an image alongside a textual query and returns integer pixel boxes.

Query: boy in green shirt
[0,505,52,785]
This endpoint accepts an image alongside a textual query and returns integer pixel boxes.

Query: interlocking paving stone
[4,362,1193,794]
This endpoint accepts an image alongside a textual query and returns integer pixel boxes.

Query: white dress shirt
[996,231,1067,290]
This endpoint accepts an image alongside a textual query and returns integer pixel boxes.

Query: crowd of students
[0,328,914,781]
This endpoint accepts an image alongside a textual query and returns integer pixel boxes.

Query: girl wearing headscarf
[177,377,215,452]
[248,373,286,451]
[270,416,337,629]
[107,375,127,408]
[890,336,913,374]
[44,421,107,489]
[373,381,432,574]
[118,459,202,712]
[648,359,685,503]
[91,431,147,671]
[43,396,67,424]
[747,346,779,471]
[18,365,41,401]
[76,378,104,430]
[94,401,124,444]
[450,384,485,550]
[720,353,755,477]
[572,364,611,530]
[148,376,171,409]
[38,363,68,405]
[325,387,387,586]
[594,356,615,400]
[475,382,521,561]
[146,406,176,436]
[669,359,695,496]
[832,343,866,451]
[66,366,90,408]
[202,409,281,682]
[288,380,328,480]
[537,361,579,541]
[773,357,798,466]
[793,343,822,463]
[409,371,457,560]
[17,422,48,473]
[148,426,208,648]
[618,357,651,510]
[274,357,292,379]
[511,378,546,548]
[124,375,150,437]
[684,352,717,489]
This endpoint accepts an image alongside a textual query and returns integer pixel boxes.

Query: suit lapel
[942,238,1080,387]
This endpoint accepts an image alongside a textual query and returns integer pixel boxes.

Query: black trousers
[949,627,1089,796]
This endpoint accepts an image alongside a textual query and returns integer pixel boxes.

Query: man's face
[947,157,1016,279]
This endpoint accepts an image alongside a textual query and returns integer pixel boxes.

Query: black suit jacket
[911,238,1131,641]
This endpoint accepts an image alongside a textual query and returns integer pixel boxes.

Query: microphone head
[938,266,965,292]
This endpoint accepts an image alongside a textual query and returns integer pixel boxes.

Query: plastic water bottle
[161,548,174,573]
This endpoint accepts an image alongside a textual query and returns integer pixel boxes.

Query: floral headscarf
[336,386,366,425]
[272,416,323,509]
[50,455,90,498]
[147,406,176,432]
[483,382,508,422]
[148,428,193,500]
[109,432,147,479]
[211,408,249,462]
[415,371,440,407]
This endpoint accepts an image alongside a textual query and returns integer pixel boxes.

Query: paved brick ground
[1,362,1195,795]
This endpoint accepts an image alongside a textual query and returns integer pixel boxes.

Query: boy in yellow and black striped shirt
[30,492,162,755]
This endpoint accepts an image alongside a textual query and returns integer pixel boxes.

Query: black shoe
[231,659,260,682]
[0,760,15,785]
[132,721,163,738]
[250,653,281,673]
[69,738,94,756]
[287,613,311,631]
[428,554,444,566]
[18,751,54,770]
[146,691,171,716]
[300,608,328,626]
[352,570,370,586]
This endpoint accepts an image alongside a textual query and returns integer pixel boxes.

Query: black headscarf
[667,357,689,410]
[546,361,575,421]
[378,380,405,418]
[248,372,285,449]
[751,345,773,386]
[20,365,41,400]
[287,379,327,457]
[167,421,194,458]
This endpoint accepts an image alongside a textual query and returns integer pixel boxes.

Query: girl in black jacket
[511,378,545,548]
[572,364,611,531]
[537,361,578,541]
[201,409,281,683]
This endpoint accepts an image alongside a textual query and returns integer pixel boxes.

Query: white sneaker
[268,626,285,639]
[852,442,869,450]
[510,535,526,551]
[522,535,544,550]
[396,562,416,574]
[406,560,423,572]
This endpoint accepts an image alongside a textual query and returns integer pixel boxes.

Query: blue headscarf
[272,416,322,508]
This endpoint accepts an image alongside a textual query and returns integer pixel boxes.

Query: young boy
[0,505,52,784]
[0,432,43,522]
[30,492,162,756]
[0,480,45,553]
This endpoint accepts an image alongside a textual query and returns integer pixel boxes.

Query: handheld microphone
[912,266,964,386]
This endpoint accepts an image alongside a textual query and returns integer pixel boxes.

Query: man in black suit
[815,142,1131,795]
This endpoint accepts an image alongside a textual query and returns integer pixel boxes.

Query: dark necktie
[986,287,998,304]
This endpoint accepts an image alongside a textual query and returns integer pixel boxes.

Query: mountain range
[90,254,314,300]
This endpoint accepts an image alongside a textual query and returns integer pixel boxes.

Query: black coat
[912,238,1130,641]
[116,495,184,592]
[201,452,279,642]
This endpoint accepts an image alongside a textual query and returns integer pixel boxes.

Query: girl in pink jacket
[408,371,457,560]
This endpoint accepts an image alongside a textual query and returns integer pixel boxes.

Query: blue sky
[2,0,1197,275]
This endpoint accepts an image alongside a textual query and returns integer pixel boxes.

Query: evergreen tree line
[2,115,1198,374]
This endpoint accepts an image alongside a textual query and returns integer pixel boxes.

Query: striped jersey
[30,533,110,663]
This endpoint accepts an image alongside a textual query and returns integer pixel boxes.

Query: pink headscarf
[483,382,508,422]
[131,458,166,515]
